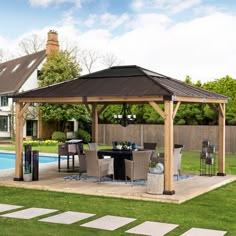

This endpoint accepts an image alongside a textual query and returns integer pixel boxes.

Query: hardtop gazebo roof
[12,65,227,195]
[13,65,227,103]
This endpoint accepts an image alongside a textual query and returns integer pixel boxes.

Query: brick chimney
[46,30,59,55]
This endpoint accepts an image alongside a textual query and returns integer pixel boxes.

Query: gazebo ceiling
[13,65,228,104]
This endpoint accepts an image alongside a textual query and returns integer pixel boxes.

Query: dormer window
[0,67,6,76]
[0,96,8,107]
[27,59,36,68]
[12,64,20,73]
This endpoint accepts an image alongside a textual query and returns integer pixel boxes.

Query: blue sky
[1,0,236,82]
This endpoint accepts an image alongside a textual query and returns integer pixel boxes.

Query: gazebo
[12,65,228,195]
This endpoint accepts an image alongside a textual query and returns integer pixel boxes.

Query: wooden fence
[98,124,236,153]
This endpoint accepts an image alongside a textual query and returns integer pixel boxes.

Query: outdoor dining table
[97,149,133,180]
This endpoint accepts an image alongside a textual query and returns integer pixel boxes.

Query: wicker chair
[143,142,158,161]
[173,147,182,180]
[88,142,98,151]
[124,150,152,186]
[85,150,114,182]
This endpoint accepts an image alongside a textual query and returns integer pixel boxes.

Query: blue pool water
[0,152,59,170]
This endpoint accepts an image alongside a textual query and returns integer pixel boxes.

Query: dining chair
[143,142,158,161]
[173,147,182,180]
[88,142,98,151]
[84,150,114,182]
[58,143,75,171]
[124,150,152,186]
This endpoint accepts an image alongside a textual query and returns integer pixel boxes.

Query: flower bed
[23,140,59,146]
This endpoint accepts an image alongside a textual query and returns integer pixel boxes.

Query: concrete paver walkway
[0,203,228,235]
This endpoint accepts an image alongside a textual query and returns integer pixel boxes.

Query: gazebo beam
[173,101,181,119]
[14,101,25,181]
[98,104,108,116]
[217,103,226,176]
[16,96,164,104]
[175,96,227,104]
[149,101,165,119]
[163,100,175,195]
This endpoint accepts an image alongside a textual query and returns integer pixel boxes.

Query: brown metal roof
[0,50,46,95]
[12,65,228,101]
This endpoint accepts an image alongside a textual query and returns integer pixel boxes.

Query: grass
[0,145,235,234]
[0,183,235,235]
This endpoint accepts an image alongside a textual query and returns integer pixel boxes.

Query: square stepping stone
[126,221,179,236]
[181,228,227,236]
[1,207,58,219]
[39,211,95,224]
[81,215,136,231]
[0,204,23,213]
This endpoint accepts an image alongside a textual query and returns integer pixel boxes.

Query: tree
[203,75,236,125]
[38,50,80,86]
[18,33,45,55]
[78,49,101,74]
[101,52,122,67]
[38,50,91,132]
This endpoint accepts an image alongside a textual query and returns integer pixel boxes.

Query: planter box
[24,173,32,182]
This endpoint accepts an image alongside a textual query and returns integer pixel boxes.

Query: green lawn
[0,183,235,235]
[0,145,236,235]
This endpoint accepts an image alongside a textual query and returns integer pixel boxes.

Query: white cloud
[29,0,84,8]
[1,8,236,83]
[130,0,145,11]
[131,0,202,14]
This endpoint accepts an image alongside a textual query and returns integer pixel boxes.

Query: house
[0,30,62,139]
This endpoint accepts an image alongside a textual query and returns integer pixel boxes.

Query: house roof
[0,50,46,95]
[13,65,228,103]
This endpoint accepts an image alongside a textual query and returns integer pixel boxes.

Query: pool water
[0,152,59,170]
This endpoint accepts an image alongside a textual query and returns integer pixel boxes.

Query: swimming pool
[0,152,59,170]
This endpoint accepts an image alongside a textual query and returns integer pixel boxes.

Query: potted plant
[23,165,32,182]
[149,160,164,174]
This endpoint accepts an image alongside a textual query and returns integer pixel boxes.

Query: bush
[75,129,91,143]
[52,131,66,142]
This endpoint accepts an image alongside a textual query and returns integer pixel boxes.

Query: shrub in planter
[52,131,66,142]
[75,129,91,143]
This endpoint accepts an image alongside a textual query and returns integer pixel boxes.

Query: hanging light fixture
[113,102,136,127]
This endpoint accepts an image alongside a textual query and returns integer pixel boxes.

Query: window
[26,120,38,138]
[65,121,74,132]
[0,116,8,131]
[27,59,36,68]
[0,96,8,106]
[0,67,6,76]
[12,64,20,73]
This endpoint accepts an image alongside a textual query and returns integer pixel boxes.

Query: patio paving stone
[39,211,95,224]
[0,207,58,219]
[0,203,23,213]
[125,221,179,236]
[81,215,136,231]
[180,227,227,236]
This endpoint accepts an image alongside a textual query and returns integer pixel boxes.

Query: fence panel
[98,124,236,153]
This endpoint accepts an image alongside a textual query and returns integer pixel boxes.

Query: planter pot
[147,173,164,195]
[24,173,32,182]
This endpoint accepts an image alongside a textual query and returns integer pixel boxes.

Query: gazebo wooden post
[217,103,226,176]
[14,101,24,181]
[92,103,98,143]
[38,109,43,139]
[163,99,175,195]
